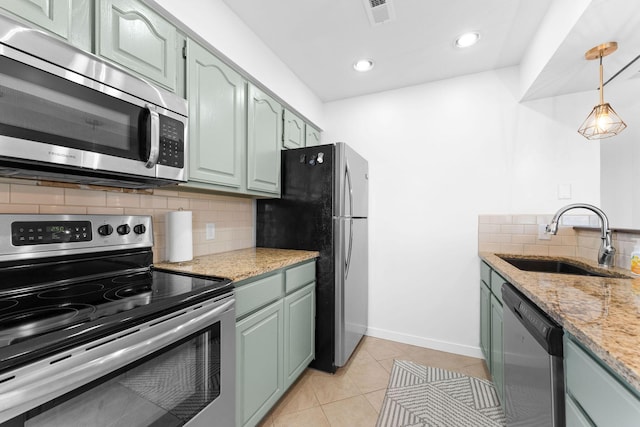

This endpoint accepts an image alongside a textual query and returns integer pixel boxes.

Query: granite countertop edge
[154,247,320,282]
[480,252,640,393]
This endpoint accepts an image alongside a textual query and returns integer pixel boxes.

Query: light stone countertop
[153,247,319,282]
[480,252,640,393]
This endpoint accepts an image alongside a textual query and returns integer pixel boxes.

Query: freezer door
[335,143,368,218]
[334,217,368,367]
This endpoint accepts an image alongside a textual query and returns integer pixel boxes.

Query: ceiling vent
[363,0,396,26]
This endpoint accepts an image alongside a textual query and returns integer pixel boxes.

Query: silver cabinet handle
[145,104,160,168]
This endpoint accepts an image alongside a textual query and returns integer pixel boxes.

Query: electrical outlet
[206,223,216,240]
[538,223,551,240]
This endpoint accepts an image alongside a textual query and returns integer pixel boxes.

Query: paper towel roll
[166,210,193,262]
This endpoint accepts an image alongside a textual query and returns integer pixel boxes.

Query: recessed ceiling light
[353,59,375,72]
[455,32,480,48]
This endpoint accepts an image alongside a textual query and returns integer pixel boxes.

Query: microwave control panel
[158,116,185,169]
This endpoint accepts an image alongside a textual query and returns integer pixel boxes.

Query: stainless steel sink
[498,256,627,278]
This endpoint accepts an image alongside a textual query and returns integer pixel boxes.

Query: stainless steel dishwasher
[502,283,565,427]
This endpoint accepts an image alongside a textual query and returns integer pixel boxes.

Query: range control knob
[133,224,147,234]
[97,224,113,236]
[117,224,131,235]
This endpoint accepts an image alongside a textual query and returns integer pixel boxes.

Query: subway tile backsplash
[479,214,640,271]
[0,178,255,263]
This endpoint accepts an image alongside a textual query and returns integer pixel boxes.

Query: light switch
[206,223,215,240]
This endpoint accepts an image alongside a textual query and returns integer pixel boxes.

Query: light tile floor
[257,336,491,426]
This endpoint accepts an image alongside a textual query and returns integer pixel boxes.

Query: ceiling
[222,0,640,104]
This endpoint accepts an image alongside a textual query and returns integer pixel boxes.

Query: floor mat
[376,360,506,427]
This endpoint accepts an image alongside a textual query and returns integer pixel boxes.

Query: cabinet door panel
[306,125,321,147]
[98,0,177,91]
[283,109,304,149]
[480,281,491,367]
[236,300,284,427]
[490,295,504,403]
[284,283,315,388]
[247,85,281,194]
[1,0,69,38]
[187,40,245,188]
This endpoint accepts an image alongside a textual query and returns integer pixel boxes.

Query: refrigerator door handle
[346,218,353,279]
[345,160,354,218]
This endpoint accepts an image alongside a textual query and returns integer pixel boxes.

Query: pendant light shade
[577,42,627,140]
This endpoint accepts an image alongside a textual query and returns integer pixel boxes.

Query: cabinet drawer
[566,338,640,427]
[285,261,315,293]
[481,261,491,286]
[490,270,505,304]
[235,273,283,318]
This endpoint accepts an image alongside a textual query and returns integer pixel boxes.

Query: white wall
[151,0,325,128]
[323,67,601,356]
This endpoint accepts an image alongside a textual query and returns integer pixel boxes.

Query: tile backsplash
[479,214,640,271]
[0,179,255,263]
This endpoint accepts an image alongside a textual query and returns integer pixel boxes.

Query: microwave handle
[145,105,160,168]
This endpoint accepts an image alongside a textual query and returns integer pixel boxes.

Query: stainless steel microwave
[0,14,188,188]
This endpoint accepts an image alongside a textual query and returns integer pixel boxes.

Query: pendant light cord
[599,53,604,105]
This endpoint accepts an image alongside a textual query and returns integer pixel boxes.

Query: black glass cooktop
[0,255,232,374]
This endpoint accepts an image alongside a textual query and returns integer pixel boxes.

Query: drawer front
[565,394,594,427]
[285,261,315,294]
[481,261,491,286]
[235,273,283,318]
[566,338,640,427]
[490,270,505,304]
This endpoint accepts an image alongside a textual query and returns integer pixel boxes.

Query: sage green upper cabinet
[0,0,91,50]
[1,0,70,38]
[282,109,305,149]
[306,124,321,147]
[187,39,245,189]
[97,0,178,92]
[247,84,282,195]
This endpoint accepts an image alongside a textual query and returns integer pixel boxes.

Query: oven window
[0,56,145,161]
[24,323,221,427]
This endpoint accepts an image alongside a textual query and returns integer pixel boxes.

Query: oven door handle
[0,297,235,424]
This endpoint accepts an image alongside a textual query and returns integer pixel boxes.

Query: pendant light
[577,42,627,140]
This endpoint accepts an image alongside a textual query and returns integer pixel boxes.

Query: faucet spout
[546,203,615,268]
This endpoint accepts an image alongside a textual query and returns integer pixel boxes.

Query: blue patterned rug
[376,360,506,427]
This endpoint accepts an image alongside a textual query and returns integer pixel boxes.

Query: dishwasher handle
[502,282,563,357]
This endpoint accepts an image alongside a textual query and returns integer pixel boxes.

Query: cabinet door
[490,294,504,403]
[97,0,177,92]
[480,281,491,367]
[1,0,70,38]
[284,283,315,389]
[306,124,321,147]
[236,299,284,427]
[187,39,245,188]
[282,109,304,149]
[247,84,282,194]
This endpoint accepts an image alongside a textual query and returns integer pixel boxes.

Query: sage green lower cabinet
[565,334,640,426]
[236,299,284,427]
[479,261,504,405]
[235,260,316,427]
[479,280,491,364]
[490,294,504,402]
[284,283,315,389]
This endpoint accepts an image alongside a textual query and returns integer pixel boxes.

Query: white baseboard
[365,327,484,359]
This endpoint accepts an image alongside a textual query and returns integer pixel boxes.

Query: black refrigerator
[256,142,369,373]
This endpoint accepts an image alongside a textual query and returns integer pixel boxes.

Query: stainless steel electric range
[0,214,235,427]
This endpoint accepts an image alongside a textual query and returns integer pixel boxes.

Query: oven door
[0,43,186,183]
[0,294,235,427]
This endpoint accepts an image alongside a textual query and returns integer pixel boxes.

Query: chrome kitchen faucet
[546,203,616,267]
